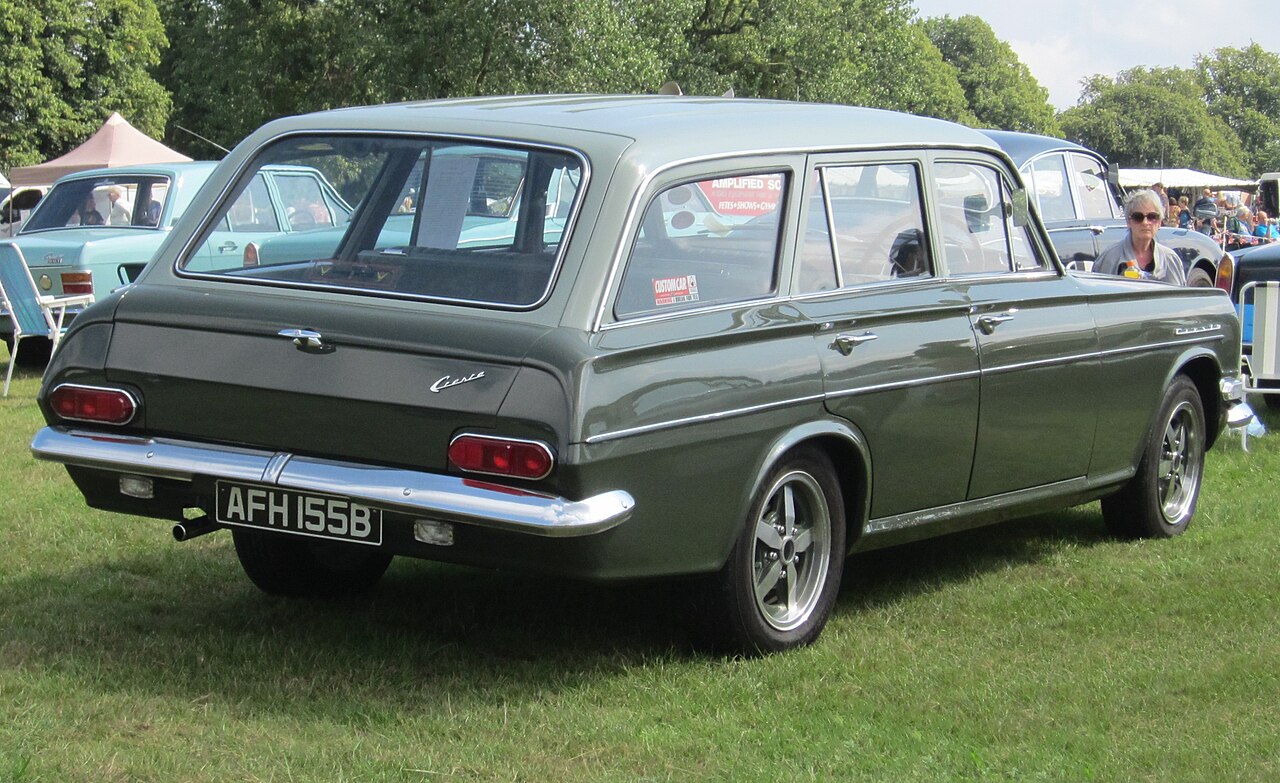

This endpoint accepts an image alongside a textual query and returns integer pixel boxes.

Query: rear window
[178,135,584,308]
[22,175,171,231]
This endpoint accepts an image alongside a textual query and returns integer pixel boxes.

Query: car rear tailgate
[104,284,553,471]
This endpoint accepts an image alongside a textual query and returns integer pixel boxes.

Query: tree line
[2,0,1277,180]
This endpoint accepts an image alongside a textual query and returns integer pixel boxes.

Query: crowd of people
[1155,183,1279,250]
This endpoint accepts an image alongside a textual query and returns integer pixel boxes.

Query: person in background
[1167,204,1183,228]
[106,186,132,225]
[1178,195,1192,228]
[1227,206,1254,236]
[1152,182,1170,220]
[1091,189,1187,285]
[1255,211,1279,241]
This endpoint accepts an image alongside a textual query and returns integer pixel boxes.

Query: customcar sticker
[653,274,699,306]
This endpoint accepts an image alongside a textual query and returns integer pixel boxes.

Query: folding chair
[0,243,96,396]
[1239,280,1280,448]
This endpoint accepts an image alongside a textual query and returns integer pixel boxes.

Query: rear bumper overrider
[30,427,634,537]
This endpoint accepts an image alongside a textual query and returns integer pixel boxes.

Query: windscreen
[179,135,584,308]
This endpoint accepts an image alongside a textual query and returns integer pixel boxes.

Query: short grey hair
[1123,189,1163,219]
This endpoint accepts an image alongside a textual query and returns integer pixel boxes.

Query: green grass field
[2,359,1278,782]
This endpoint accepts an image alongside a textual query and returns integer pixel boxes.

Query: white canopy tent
[1120,167,1256,192]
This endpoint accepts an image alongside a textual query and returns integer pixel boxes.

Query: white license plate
[215,482,383,545]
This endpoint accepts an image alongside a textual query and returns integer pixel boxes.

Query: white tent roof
[8,112,190,188]
[0,171,9,189]
[1120,167,1256,192]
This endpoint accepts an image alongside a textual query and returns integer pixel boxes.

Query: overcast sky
[911,1,1280,110]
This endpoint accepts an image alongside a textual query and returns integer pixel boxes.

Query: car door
[791,156,981,519]
[1066,151,1127,266]
[929,154,1101,499]
[1022,151,1094,269]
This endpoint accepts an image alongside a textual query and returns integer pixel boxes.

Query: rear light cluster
[48,384,137,425]
[243,243,259,267]
[60,271,93,295]
[447,434,553,480]
[1215,254,1235,293]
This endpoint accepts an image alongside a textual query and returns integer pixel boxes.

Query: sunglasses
[1129,212,1162,223]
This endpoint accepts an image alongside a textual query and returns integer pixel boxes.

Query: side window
[823,163,930,285]
[227,174,280,233]
[616,172,785,319]
[1027,153,1076,222]
[1070,153,1117,220]
[797,170,838,292]
[934,162,1045,275]
[276,174,334,229]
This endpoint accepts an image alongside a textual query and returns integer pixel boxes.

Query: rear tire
[1102,376,1205,538]
[698,448,846,656]
[232,528,393,598]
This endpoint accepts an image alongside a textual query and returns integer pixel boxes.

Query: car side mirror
[1010,188,1031,227]
[11,189,43,211]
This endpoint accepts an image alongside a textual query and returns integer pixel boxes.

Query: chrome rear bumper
[31,427,634,538]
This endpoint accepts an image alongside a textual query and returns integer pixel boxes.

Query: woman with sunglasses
[1090,189,1188,284]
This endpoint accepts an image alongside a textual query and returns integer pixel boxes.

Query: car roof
[53,161,220,184]
[257,95,1001,163]
[978,129,1098,168]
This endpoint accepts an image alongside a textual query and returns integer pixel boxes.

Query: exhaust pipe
[172,514,219,542]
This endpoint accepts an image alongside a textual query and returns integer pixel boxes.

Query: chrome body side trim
[30,427,634,538]
[581,332,1228,444]
[865,476,1091,534]
[582,393,827,444]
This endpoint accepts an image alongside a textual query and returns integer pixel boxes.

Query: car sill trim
[30,427,634,538]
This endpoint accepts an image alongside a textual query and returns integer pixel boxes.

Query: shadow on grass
[1,504,1115,713]
[839,504,1110,611]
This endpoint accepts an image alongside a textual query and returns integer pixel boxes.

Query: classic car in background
[1,161,351,361]
[31,96,1244,655]
[983,130,1232,290]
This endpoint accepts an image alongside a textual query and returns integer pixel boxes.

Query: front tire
[1102,376,1205,538]
[699,448,846,655]
[232,528,393,598]
[1185,267,1213,288]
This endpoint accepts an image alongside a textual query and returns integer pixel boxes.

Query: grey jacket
[1092,232,1187,285]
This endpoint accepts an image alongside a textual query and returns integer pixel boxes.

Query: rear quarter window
[615,173,786,319]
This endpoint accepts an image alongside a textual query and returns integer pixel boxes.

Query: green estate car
[30,95,1247,655]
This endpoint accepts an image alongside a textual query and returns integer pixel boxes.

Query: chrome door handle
[976,313,1016,334]
[278,328,331,353]
[832,332,878,356]
[218,241,238,253]
[1088,225,1106,235]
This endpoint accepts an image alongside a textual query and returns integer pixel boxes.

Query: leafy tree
[669,0,973,123]
[0,0,170,172]
[1058,69,1247,177]
[1196,44,1280,176]
[919,14,1059,135]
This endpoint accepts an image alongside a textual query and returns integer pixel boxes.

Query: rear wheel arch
[749,420,871,554]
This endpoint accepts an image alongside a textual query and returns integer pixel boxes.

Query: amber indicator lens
[49,385,136,425]
[448,435,553,480]
[59,271,94,295]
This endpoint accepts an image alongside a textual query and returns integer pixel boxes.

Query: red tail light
[448,435,553,480]
[1215,254,1235,292]
[48,384,137,425]
[60,271,93,295]
[243,242,259,267]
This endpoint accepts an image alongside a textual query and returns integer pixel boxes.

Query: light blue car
[2,161,352,354]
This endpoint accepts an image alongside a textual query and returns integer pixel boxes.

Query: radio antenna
[173,124,231,155]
